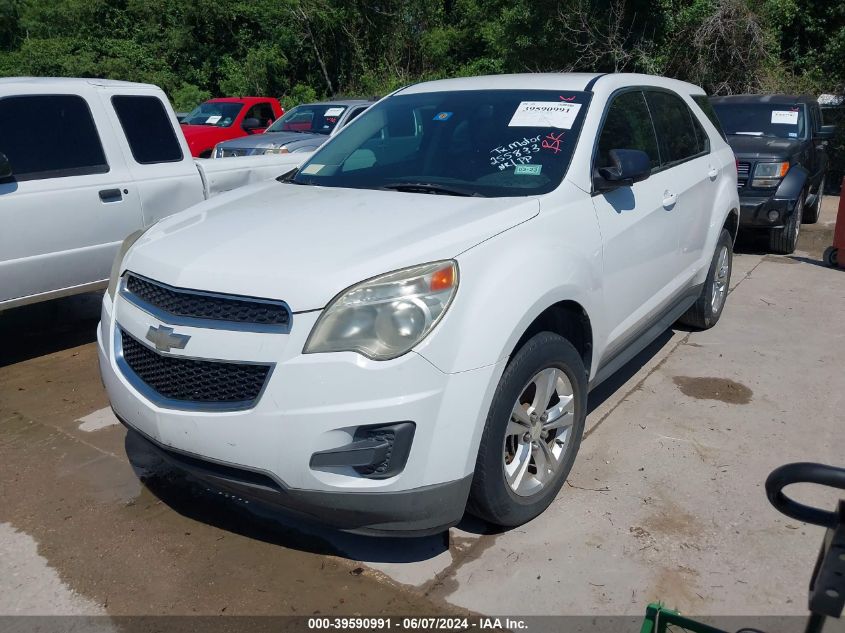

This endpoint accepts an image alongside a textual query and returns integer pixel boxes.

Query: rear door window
[112,95,183,164]
[646,91,708,166]
[596,91,661,170]
[692,95,726,142]
[0,94,109,181]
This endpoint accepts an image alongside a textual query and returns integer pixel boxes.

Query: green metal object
[640,603,729,633]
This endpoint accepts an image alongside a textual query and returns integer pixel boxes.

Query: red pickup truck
[180,97,284,158]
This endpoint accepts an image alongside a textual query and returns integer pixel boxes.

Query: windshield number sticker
[206,115,222,124]
[509,101,581,129]
[324,107,345,117]
[302,164,324,175]
[515,164,542,175]
[771,110,799,125]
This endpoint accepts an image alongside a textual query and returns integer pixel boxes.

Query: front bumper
[738,194,795,228]
[98,288,503,535]
[124,425,472,536]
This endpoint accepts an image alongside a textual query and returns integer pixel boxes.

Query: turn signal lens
[430,265,456,292]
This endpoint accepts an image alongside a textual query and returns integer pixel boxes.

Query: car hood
[726,135,803,161]
[125,181,540,312]
[220,131,324,150]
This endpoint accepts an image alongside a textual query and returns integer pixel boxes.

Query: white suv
[98,73,739,535]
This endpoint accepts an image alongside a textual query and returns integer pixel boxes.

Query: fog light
[768,210,780,222]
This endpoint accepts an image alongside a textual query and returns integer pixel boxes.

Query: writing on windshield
[291,90,591,197]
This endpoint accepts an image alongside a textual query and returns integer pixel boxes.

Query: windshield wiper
[276,168,304,184]
[381,182,484,197]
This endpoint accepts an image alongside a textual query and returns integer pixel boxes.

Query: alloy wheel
[503,367,575,497]
[711,245,730,314]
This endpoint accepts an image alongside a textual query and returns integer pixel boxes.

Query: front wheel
[468,332,587,527]
[803,175,824,224]
[769,194,803,254]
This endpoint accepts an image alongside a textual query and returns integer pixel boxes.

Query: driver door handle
[707,166,719,180]
[662,190,677,209]
[99,188,123,203]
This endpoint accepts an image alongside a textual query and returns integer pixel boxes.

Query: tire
[468,332,587,527]
[824,246,839,268]
[803,175,824,224]
[769,194,803,254]
[678,228,733,330]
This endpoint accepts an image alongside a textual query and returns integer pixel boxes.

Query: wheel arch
[774,165,809,208]
[724,207,739,243]
[510,300,593,379]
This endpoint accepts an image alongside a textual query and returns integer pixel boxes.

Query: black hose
[765,462,845,528]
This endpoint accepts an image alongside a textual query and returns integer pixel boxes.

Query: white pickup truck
[0,77,309,310]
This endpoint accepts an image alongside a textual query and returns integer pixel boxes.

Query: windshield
[266,104,348,135]
[181,102,243,127]
[712,102,806,139]
[291,90,590,197]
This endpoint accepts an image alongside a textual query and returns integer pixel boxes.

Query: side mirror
[816,125,836,140]
[594,149,651,192]
[242,117,261,132]
[0,152,12,181]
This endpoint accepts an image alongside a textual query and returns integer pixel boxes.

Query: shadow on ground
[0,292,102,367]
[126,430,457,564]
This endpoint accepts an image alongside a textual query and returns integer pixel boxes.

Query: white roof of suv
[398,72,706,96]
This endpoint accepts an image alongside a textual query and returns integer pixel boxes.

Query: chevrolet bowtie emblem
[145,325,191,352]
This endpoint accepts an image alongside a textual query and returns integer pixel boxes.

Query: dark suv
[710,94,835,253]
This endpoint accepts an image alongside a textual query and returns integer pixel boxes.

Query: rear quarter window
[112,95,183,164]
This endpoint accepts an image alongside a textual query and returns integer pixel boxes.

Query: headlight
[752,161,789,188]
[106,227,149,299]
[304,260,459,360]
[264,146,290,155]
[213,144,223,159]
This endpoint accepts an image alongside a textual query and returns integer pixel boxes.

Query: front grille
[124,273,290,329]
[737,162,751,188]
[119,329,271,407]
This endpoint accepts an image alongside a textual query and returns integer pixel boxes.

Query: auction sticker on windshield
[509,101,581,129]
[771,110,799,125]
[206,115,222,124]
[324,107,345,117]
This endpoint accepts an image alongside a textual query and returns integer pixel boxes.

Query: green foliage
[171,83,211,113]
[281,83,319,111]
[0,0,842,100]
